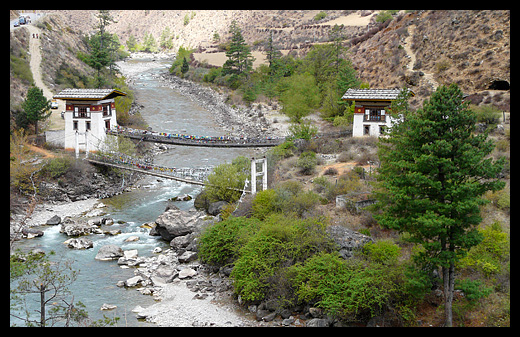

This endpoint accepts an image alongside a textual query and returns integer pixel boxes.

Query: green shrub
[455,279,492,305]
[10,54,34,84]
[43,156,74,178]
[314,11,327,21]
[204,156,251,203]
[198,216,261,266]
[230,214,333,303]
[203,67,222,83]
[252,189,278,220]
[458,221,509,277]
[289,252,404,319]
[269,140,295,161]
[363,240,401,265]
[297,151,317,175]
[290,190,320,216]
[472,104,502,126]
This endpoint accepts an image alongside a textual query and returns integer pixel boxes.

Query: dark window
[73,121,78,130]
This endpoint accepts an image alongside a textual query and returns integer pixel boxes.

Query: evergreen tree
[21,86,51,135]
[126,35,137,52]
[224,20,255,76]
[181,57,189,75]
[159,27,173,50]
[87,10,117,86]
[265,31,282,71]
[373,84,506,326]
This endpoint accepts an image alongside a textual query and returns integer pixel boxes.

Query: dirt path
[403,24,438,91]
[25,23,65,131]
[27,144,56,159]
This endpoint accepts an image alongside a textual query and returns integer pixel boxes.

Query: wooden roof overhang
[53,88,127,101]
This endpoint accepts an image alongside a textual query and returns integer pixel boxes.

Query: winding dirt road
[403,24,438,91]
[24,23,65,130]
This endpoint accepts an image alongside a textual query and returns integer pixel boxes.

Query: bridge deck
[86,158,250,193]
[108,130,283,148]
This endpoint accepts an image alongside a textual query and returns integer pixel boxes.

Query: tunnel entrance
[488,79,510,90]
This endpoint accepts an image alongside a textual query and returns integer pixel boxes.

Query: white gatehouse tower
[53,88,126,157]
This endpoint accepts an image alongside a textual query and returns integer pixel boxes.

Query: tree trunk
[443,263,455,327]
[40,284,45,327]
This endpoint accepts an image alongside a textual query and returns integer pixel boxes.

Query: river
[10,57,258,327]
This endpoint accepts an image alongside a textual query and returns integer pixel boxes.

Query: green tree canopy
[21,86,51,135]
[373,83,506,326]
[223,20,255,76]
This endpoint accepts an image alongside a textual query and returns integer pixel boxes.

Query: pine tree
[374,84,506,326]
[181,57,189,75]
[265,31,281,70]
[21,86,51,135]
[224,20,255,76]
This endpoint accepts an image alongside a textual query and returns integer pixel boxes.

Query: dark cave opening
[488,79,510,90]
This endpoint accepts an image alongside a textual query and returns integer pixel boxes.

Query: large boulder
[60,219,98,236]
[64,237,93,249]
[325,225,374,259]
[153,206,206,241]
[208,201,228,216]
[95,244,124,261]
[46,215,62,225]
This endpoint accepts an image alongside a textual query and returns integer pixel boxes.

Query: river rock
[306,318,330,327]
[154,265,178,283]
[170,233,194,250]
[22,228,44,239]
[208,201,228,216]
[325,225,374,259]
[46,215,61,225]
[124,249,139,259]
[64,237,93,249]
[100,303,117,311]
[125,275,143,287]
[153,206,206,241]
[124,235,140,242]
[60,219,97,236]
[178,268,197,279]
[95,244,124,261]
[178,251,198,263]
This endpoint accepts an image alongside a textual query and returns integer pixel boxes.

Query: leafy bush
[455,279,492,305]
[297,151,317,175]
[289,252,404,319]
[252,189,278,220]
[269,140,295,161]
[204,156,250,203]
[472,104,502,126]
[198,216,261,266]
[314,11,327,21]
[43,156,74,178]
[10,54,34,84]
[288,122,318,141]
[459,221,509,277]
[230,214,333,303]
[279,74,320,122]
[363,240,401,265]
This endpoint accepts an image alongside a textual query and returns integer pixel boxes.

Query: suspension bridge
[107,126,284,148]
[86,152,252,193]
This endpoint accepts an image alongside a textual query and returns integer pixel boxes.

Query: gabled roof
[53,88,126,100]
[341,88,414,101]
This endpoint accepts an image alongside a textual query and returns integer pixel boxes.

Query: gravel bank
[135,279,254,327]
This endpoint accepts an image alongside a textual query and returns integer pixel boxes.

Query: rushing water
[11,57,257,327]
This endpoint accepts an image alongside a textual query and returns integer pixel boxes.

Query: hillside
[101,9,509,110]
[349,10,510,109]
[12,10,510,113]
